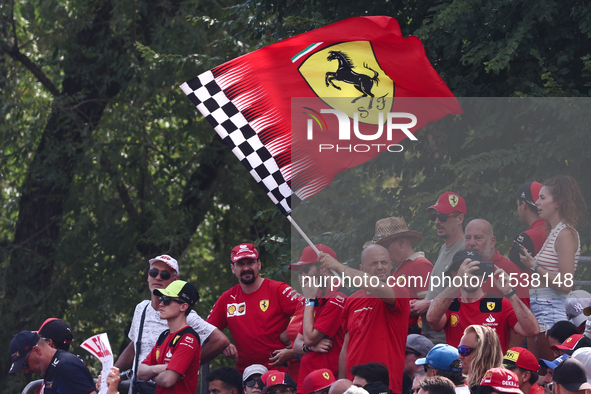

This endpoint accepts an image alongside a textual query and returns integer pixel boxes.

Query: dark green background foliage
[2,0,591,392]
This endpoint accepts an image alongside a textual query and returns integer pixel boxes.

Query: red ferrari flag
[181,16,461,215]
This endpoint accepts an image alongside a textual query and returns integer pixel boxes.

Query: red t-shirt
[341,288,410,394]
[206,278,303,371]
[394,253,433,327]
[142,326,201,394]
[286,303,304,383]
[529,383,545,394]
[444,295,518,353]
[483,251,530,307]
[297,289,347,393]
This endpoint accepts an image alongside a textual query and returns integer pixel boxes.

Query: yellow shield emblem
[448,194,459,207]
[323,372,330,380]
[298,41,394,125]
[450,314,459,327]
[156,349,160,360]
[487,302,496,311]
[260,300,269,312]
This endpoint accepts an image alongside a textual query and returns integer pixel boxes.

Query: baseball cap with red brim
[231,243,259,263]
[303,369,336,394]
[289,245,337,271]
[149,254,179,275]
[551,334,591,355]
[427,191,467,215]
[479,368,523,394]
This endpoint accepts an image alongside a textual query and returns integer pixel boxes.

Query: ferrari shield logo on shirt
[227,302,246,317]
[487,302,496,311]
[260,300,270,312]
[156,349,160,359]
[298,41,395,125]
[449,194,459,207]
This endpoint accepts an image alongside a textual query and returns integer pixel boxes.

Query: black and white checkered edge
[181,71,292,216]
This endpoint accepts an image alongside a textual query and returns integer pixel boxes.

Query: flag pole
[287,215,320,254]
[287,215,341,277]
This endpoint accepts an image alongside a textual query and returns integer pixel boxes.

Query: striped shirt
[535,221,580,274]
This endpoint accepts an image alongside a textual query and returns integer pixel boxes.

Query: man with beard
[207,243,303,372]
[426,250,539,352]
[423,192,467,345]
[464,219,528,304]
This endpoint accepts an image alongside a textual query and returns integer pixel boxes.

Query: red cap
[427,192,467,215]
[480,368,523,394]
[289,245,337,270]
[261,371,297,394]
[231,243,259,263]
[303,369,336,394]
[503,347,539,373]
[551,334,591,355]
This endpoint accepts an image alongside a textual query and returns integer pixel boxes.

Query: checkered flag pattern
[180,71,292,216]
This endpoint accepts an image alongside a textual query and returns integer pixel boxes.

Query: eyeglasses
[429,213,461,222]
[245,379,263,388]
[149,268,173,280]
[458,346,475,357]
[158,296,186,306]
[267,389,295,394]
[22,349,33,370]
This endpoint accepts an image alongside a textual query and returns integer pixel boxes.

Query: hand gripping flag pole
[181,16,462,259]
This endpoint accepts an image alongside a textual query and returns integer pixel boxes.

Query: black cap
[38,318,73,351]
[9,331,40,373]
[516,181,542,209]
[154,280,200,306]
[447,250,482,274]
[553,358,591,391]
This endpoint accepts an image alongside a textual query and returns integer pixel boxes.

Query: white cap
[243,364,268,382]
[149,255,179,275]
[572,347,591,384]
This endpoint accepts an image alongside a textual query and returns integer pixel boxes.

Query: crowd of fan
[8,175,591,394]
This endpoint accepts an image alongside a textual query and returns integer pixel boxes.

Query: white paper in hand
[81,333,114,394]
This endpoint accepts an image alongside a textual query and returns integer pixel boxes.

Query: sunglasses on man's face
[245,379,263,388]
[22,349,33,370]
[458,345,474,357]
[149,268,172,280]
[429,213,460,223]
[158,296,186,306]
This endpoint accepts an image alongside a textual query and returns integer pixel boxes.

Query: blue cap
[9,331,40,373]
[539,354,569,370]
[415,344,462,372]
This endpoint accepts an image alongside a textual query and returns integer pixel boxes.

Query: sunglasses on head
[158,296,186,306]
[149,268,172,280]
[245,379,263,388]
[429,212,461,223]
[458,345,474,357]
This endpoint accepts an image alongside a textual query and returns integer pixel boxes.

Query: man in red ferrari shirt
[426,250,539,353]
[290,244,348,393]
[207,243,303,372]
[319,243,410,394]
[138,280,201,394]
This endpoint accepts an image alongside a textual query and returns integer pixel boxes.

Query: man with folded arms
[138,280,201,394]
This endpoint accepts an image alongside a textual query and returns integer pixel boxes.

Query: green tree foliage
[2,0,591,392]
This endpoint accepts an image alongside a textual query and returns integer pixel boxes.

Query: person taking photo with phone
[426,249,539,352]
